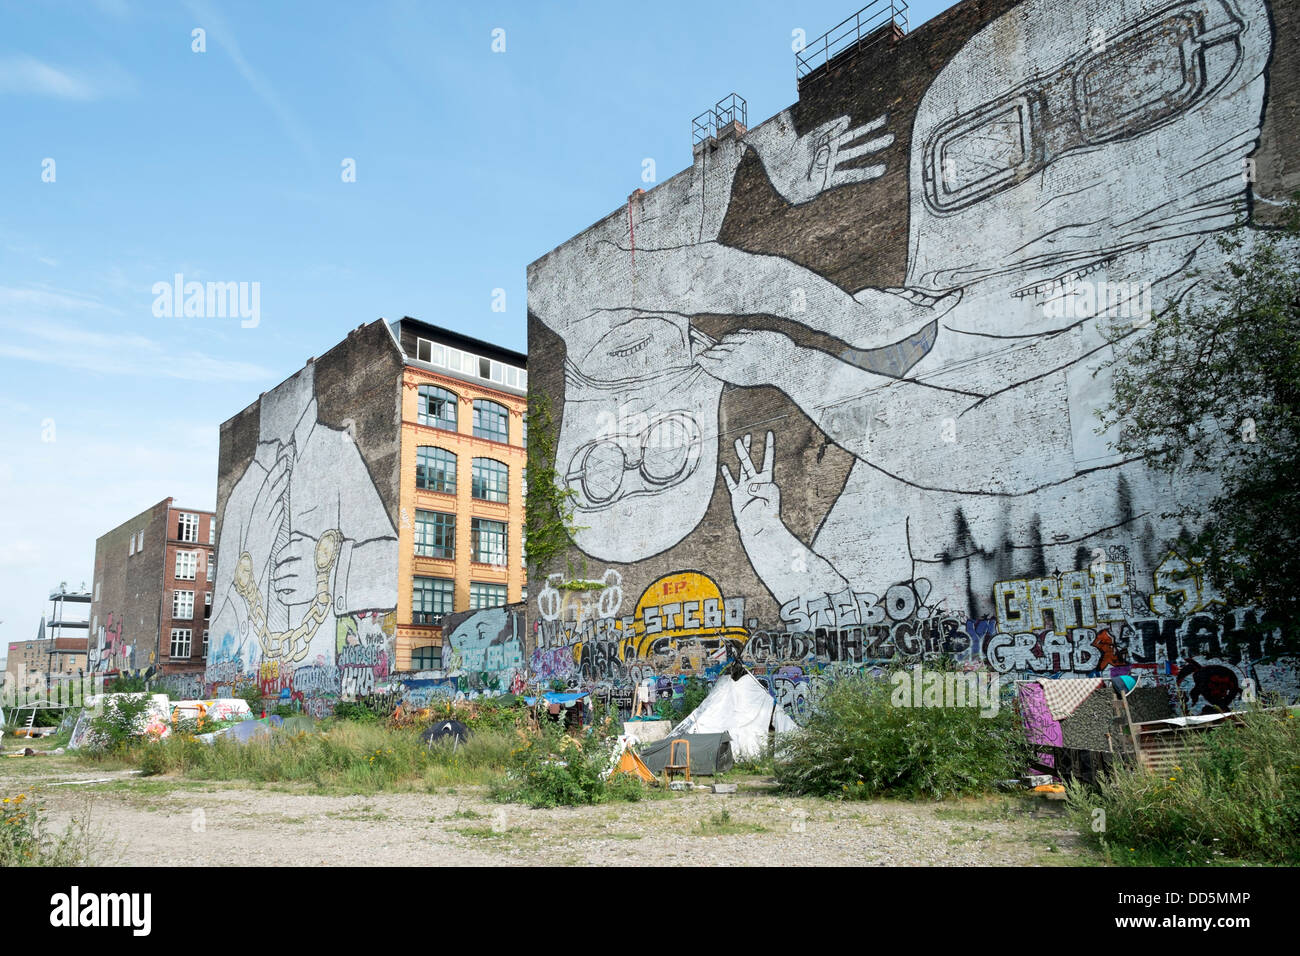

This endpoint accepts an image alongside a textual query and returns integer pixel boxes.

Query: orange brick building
[393,319,527,671]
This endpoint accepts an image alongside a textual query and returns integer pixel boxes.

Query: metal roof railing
[692,93,748,147]
[796,0,909,84]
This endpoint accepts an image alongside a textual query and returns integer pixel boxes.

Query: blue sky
[0,0,953,654]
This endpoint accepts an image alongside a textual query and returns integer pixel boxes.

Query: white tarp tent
[669,668,797,760]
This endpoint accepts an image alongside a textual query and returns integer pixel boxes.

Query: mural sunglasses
[921,0,1247,213]
[563,413,703,509]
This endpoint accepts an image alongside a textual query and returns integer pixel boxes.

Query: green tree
[1099,201,1300,638]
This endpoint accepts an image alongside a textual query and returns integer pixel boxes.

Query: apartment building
[394,318,527,673]
[89,498,216,678]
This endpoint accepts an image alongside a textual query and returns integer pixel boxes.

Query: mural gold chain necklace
[233,529,342,663]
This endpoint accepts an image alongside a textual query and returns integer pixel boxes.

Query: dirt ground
[2,753,1091,866]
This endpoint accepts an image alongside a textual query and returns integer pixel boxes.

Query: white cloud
[0,285,275,383]
[0,55,132,101]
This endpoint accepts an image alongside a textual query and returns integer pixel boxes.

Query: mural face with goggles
[907,0,1268,294]
[924,2,1248,214]
[551,312,723,563]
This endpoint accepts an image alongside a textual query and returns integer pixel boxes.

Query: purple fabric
[1018,681,1063,767]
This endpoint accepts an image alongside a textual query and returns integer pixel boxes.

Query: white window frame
[178,513,199,543]
[172,589,194,620]
[170,628,192,658]
[175,550,198,580]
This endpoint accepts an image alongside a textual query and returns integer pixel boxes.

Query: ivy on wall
[524,392,580,583]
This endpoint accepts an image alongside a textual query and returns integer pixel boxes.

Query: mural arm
[699,328,1070,495]
[625,242,950,352]
[721,431,849,604]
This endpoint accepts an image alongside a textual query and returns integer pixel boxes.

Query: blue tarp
[522,692,590,707]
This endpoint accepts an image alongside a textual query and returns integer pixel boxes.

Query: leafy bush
[774,666,1030,800]
[105,674,148,694]
[332,700,382,723]
[493,722,646,808]
[653,676,710,726]
[1066,708,1300,865]
[85,694,156,752]
[235,680,264,715]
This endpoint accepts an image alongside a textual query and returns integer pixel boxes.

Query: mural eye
[641,416,700,484]
[936,103,1028,198]
[573,442,626,503]
[1076,15,1208,142]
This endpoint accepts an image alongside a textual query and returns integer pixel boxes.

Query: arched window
[415,446,456,494]
[473,399,509,443]
[418,385,457,431]
[472,458,508,503]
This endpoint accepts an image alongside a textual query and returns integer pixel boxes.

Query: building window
[411,645,441,669]
[208,517,215,541]
[473,400,509,443]
[137,530,144,552]
[178,513,199,543]
[471,458,508,503]
[207,556,215,582]
[170,628,192,658]
[172,590,194,620]
[202,630,209,655]
[175,551,198,580]
[416,446,456,494]
[418,385,458,431]
[94,581,101,601]
[469,582,507,609]
[471,517,507,566]
[416,337,445,366]
[204,591,212,620]
[414,510,455,559]
[412,576,453,625]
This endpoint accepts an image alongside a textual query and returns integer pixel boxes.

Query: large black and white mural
[206,363,399,716]
[527,0,1299,718]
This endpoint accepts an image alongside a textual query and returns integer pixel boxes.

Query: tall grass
[774,668,1030,800]
[1,790,106,866]
[120,722,513,792]
[1066,708,1300,865]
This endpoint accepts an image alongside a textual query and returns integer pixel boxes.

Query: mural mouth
[1009,255,1117,301]
[579,316,693,383]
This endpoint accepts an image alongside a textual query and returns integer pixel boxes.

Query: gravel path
[23,775,1088,866]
